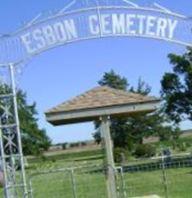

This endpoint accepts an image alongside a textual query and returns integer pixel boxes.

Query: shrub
[134,144,156,158]
[158,128,172,141]
[62,143,68,150]
[185,141,191,148]
[114,148,129,163]
[70,142,79,148]
[178,142,187,152]
[81,141,87,146]
[171,140,177,150]
[51,158,56,163]
[41,155,47,162]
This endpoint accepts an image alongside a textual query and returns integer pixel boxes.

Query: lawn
[27,166,192,198]
[30,168,107,198]
[0,148,192,198]
[122,167,192,198]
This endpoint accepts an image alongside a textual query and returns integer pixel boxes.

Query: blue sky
[0,0,192,144]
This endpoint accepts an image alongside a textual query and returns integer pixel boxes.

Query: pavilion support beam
[100,116,117,198]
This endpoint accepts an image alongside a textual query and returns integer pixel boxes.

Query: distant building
[48,145,63,151]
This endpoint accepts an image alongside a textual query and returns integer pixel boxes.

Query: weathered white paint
[21,19,78,54]
[89,14,178,38]
[21,13,178,55]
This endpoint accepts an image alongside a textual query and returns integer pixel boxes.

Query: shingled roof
[45,86,160,125]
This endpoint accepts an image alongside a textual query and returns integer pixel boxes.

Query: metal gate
[28,165,107,198]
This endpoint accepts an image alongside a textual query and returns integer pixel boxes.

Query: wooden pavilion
[45,86,160,198]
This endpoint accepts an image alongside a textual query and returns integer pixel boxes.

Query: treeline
[54,141,95,150]
[93,48,192,162]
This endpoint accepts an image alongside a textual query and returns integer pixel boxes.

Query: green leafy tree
[93,70,180,152]
[0,84,51,155]
[93,70,129,146]
[161,49,192,123]
[130,77,151,96]
[98,70,128,90]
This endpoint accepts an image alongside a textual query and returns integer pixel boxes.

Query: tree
[161,49,192,123]
[0,84,51,155]
[98,70,128,90]
[93,70,180,152]
[93,70,129,146]
[130,77,151,96]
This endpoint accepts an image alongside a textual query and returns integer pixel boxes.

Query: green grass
[26,166,192,198]
[30,169,107,198]
[28,149,104,164]
[1,167,192,197]
[121,167,192,198]
[1,148,192,198]
[26,149,104,174]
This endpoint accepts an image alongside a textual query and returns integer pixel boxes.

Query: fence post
[118,167,127,198]
[28,178,34,198]
[161,153,169,198]
[100,116,117,198]
[70,169,77,198]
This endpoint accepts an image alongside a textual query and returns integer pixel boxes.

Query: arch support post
[100,115,117,198]
[0,63,28,198]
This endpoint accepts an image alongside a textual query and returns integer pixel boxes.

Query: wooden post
[100,116,117,198]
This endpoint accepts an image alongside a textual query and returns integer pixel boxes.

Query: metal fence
[27,153,192,198]
[28,165,107,198]
[116,153,192,198]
